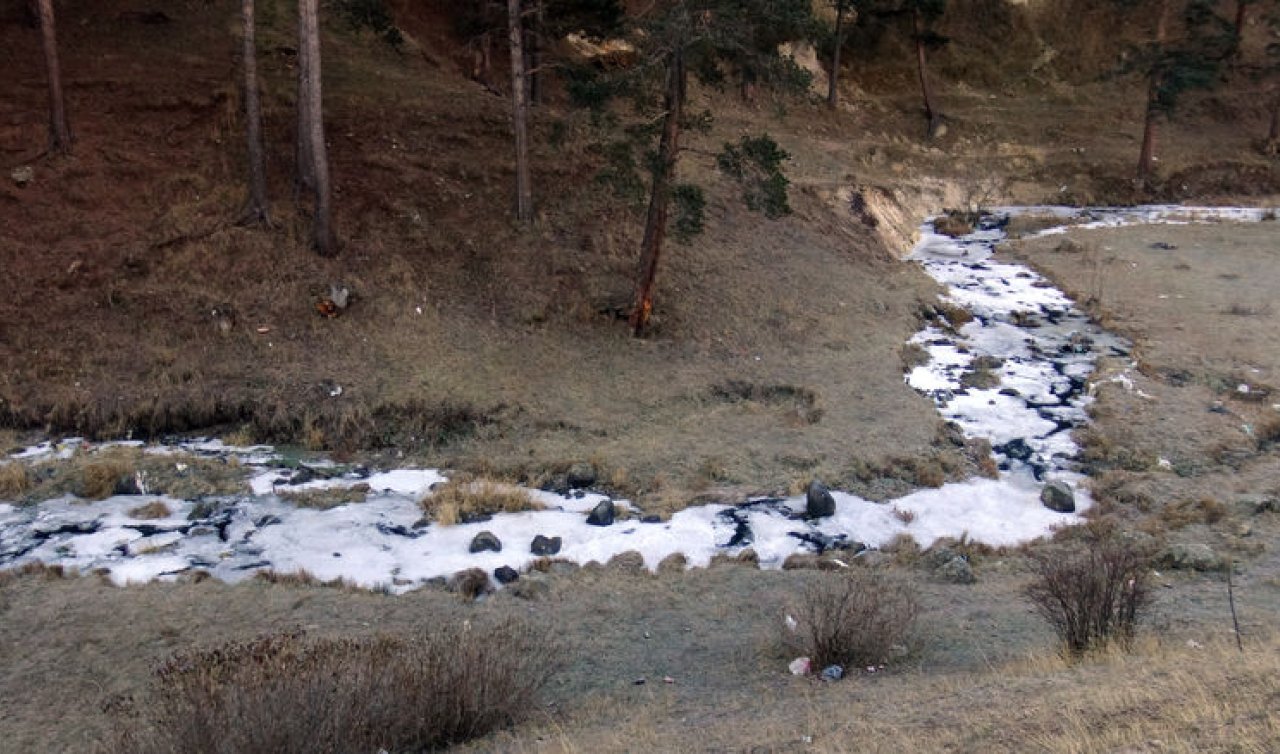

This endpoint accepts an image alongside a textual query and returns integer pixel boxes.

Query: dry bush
[783,571,919,669]
[421,477,543,525]
[0,462,32,499]
[109,621,561,754]
[1025,538,1152,658]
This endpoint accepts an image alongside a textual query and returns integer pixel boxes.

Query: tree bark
[827,2,845,109]
[913,8,941,137]
[294,0,315,201]
[300,0,336,255]
[526,0,542,105]
[629,50,684,337]
[509,0,533,224]
[1267,93,1279,142]
[37,0,71,153]
[240,0,270,225]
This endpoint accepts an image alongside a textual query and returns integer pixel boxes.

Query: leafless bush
[109,620,561,754]
[784,571,919,669]
[1025,539,1152,657]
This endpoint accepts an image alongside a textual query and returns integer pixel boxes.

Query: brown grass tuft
[108,622,561,754]
[0,462,32,499]
[128,501,173,519]
[1158,497,1228,530]
[79,452,139,500]
[420,477,542,526]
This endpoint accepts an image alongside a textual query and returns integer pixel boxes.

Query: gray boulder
[530,534,562,556]
[469,530,502,553]
[586,499,615,526]
[1040,481,1076,513]
[806,480,836,518]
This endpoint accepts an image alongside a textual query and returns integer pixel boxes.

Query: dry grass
[0,461,32,499]
[421,477,544,526]
[488,633,1280,753]
[109,621,561,754]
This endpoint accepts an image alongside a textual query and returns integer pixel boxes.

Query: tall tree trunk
[629,50,684,337]
[294,0,315,200]
[509,0,533,224]
[37,0,71,153]
[300,0,336,255]
[913,8,940,137]
[240,0,270,225]
[828,2,845,109]
[1137,0,1169,184]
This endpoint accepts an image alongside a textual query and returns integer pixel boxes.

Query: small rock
[530,534,562,556]
[1158,543,1225,572]
[469,530,502,554]
[566,463,597,489]
[1040,481,1076,513]
[10,165,33,186]
[820,664,845,682]
[493,565,519,584]
[788,657,811,676]
[935,555,976,584]
[586,499,615,526]
[805,480,836,518]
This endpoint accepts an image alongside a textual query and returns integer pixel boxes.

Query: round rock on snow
[805,480,836,519]
[469,530,502,553]
[1040,481,1076,513]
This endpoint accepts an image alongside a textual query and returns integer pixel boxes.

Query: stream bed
[1,206,1270,591]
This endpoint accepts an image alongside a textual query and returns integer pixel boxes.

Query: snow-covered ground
[1,205,1271,591]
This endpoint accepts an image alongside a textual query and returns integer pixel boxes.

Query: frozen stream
[0,206,1271,591]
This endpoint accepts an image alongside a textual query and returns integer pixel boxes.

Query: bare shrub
[783,571,919,669]
[1024,539,1152,658]
[421,477,542,525]
[109,620,560,754]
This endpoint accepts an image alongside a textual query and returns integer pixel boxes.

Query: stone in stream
[469,530,502,553]
[995,438,1034,463]
[1040,481,1076,513]
[586,499,615,526]
[805,480,836,519]
[530,534,562,556]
